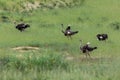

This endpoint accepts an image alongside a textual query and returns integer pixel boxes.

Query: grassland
[0,0,120,80]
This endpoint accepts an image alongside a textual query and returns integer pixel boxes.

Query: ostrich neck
[79,40,83,48]
[61,25,64,32]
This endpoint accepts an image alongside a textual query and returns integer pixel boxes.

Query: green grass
[0,0,120,80]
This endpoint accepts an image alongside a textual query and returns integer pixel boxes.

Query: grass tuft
[0,53,69,71]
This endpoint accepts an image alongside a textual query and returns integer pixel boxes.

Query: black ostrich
[61,24,78,39]
[15,23,30,32]
[96,34,108,41]
[79,40,97,58]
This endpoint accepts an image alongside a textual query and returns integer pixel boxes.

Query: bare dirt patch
[12,46,39,52]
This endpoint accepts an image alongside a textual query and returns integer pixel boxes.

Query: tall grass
[0,0,120,80]
[0,52,68,71]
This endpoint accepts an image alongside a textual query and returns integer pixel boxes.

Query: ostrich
[79,40,97,58]
[61,24,78,39]
[96,34,108,41]
[15,23,30,32]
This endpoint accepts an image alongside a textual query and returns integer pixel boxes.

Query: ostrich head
[68,24,71,27]
[61,24,64,28]
[87,42,90,45]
